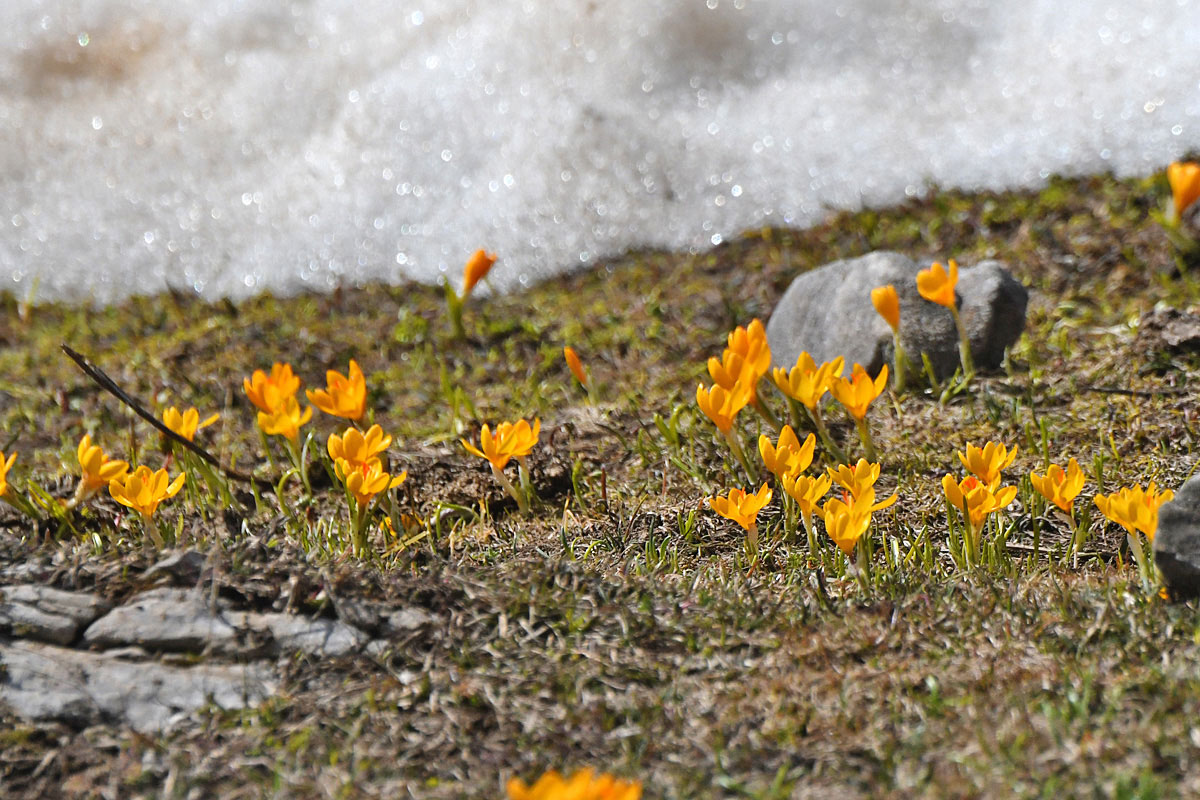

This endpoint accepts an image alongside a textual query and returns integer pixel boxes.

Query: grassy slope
[2,173,1200,798]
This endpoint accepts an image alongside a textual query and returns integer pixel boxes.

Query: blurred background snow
[2,0,1198,302]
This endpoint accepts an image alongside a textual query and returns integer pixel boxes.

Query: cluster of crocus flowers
[759,425,823,549]
[328,424,404,556]
[823,459,897,558]
[1168,161,1200,224]
[707,319,774,422]
[462,418,540,514]
[941,441,1018,568]
[830,363,888,462]
[162,406,219,443]
[445,249,497,339]
[870,284,912,393]
[771,352,846,461]
[507,768,642,800]
[246,362,311,444]
[708,483,773,553]
[69,434,128,509]
[334,459,406,556]
[1095,482,1174,590]
[307,359,367,422]
[917,259,974,381]
[108,465,186,549]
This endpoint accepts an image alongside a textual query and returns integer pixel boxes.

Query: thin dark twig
[61,343,274,491]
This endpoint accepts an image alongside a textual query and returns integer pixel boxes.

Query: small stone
[3,584,111,622]
[384,607,434,634]
[0,585,112,645]
[243,612,369,658]
[766,251,1028,380]
[1155,475,1200,597]
[0,600,79,645]
[0,640,276,733]
[84,588,237,652]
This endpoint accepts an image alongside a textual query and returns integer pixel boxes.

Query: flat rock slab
[0,585,112,645]
[84,588,237,652]
[83,587,369,657]
[766,251,1028,380]
[0,640,276,733]
[1156,474,1200,597]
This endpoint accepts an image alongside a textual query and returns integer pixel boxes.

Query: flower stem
[492,463,528,515]
[141,514,164,550]
[751,396,782,431]
[351,501,370,558]
[948,304,975,382]
[746,523,759,556]
[854,417,878,463]
[891,334,912,394]
[1127,531,1155,593]
[444,282,466,340]
[722,430,757,483]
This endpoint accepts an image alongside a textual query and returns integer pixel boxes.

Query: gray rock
[1155,474,1200,597]
[84,587,237,652]
[766,251,1028,380]
[83,587,370,657]
[385,607,435,634]
[0,640,275,733]
[241,612,368,658]
[0,585,112,645]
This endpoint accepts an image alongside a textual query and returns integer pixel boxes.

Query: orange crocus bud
[871,285,900,332]
[1168,161,1200,221]
[462,250,497,295]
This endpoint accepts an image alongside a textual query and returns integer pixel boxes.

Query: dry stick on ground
[62,343,276,493]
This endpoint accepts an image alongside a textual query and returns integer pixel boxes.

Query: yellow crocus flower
[1030,458,1085,513]
[957,442,1017,488]
[771,352,844,411]
[108,465,185,519]
[328,424,392,470]
[695,381,752,435]
[162,406,219,442]
[564,346,588,389]
[76,434,128,494]
[1094,482,1174,542]
[307,359,367,421]
[758,425,815,480]
[830,363,888,421]
[822,493,876,555]
[335,459,406,507]
[708,483,773,534]
[827,459,898,511]
[942,474,1017,529]
[916,259,959,308]
[461,418,541,472]
[243,362,301,414]
[257,395,313,442]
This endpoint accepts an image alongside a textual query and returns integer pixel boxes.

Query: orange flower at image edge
[507,768,642,800]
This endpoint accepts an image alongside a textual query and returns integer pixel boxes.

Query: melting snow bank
[2,0,1199,303]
